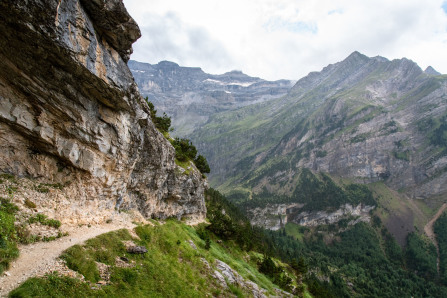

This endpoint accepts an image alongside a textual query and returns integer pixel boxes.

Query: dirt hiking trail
[0,222,135,297]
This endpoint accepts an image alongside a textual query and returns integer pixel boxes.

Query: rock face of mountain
[425,66,441,76]
[129,60,294,135]
[0,0,206,224]
[247,202,374,230]
[191,52,447,205]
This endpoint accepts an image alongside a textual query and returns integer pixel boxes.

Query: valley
[129,50,447,296]
[1,0,447,296]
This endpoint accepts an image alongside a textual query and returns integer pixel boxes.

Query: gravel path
[0,222,135,297]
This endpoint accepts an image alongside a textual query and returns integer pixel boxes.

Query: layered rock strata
[0,0,206,224]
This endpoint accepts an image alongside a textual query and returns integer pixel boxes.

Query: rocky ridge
[192,52,447,201]
[129,60,294,136]
[175,52,447,236]
[0,0,206,225]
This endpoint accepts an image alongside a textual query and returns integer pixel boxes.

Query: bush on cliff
[145,98,210,174]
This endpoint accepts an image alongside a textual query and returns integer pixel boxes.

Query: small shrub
[0,199,19,274]
[135,225,151,242]
[46,218,61,229]
[145,98,173,134]
[24,198,36,209]
[42,236,57,242]
[0,237,19,274]
[171,138,197,162]
[0,173,16,183]
[350,133,370,143]
[6,186,18,195]
[194,155,210,174]
[28,213,61,228]
[196,224,209,240]
[35,184,49,193]
[35,183,64,193]
[205,238,211,250]
[0,197,19,214]
[170,138,210,174]
[28,213,48,224]
[16,225,37,244]
[0,212,16,242]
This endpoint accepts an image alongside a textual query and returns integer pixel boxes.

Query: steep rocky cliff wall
[0,0,206,224]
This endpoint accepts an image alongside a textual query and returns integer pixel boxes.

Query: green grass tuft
[61,245,100,283]
[28,213,61,229]
[0,197,20,274]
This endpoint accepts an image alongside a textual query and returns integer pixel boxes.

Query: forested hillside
[205,189,447,297]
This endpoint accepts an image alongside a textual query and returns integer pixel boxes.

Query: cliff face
[0,0,206,224]
[247,203,374,230]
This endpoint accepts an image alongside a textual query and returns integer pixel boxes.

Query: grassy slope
[9,220,307,297]
[368,181,439,246]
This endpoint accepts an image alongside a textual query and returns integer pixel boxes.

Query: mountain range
[3,0,447,296]
[127,53,447,295]
[189,51,447,200]
[131,52,447,244]
[129,60,294,136]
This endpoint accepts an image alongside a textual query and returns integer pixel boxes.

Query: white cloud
[124,0,447,80]
[130,12,234,71]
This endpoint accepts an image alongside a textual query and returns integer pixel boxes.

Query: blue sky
[124,0,447,80]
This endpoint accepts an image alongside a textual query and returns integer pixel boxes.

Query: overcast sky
[123,0,447,81]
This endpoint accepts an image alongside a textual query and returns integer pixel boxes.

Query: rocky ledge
[0,0,206,224]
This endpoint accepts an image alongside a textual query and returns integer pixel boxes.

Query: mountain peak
[343,51,370,63]
[425,66,441,76]
[222,70,249,77]
[157,60,180,68]
[226,70,244,74]
[372,55,389,63]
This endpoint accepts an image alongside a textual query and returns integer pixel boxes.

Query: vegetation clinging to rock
[145,98,211,174]
[145,97,172,135]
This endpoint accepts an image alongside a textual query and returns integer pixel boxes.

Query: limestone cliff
[0,0,206,224]
[247,203,374,230]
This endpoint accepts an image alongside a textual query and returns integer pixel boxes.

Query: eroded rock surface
[0,0,206,224]
[247,203,374,230]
